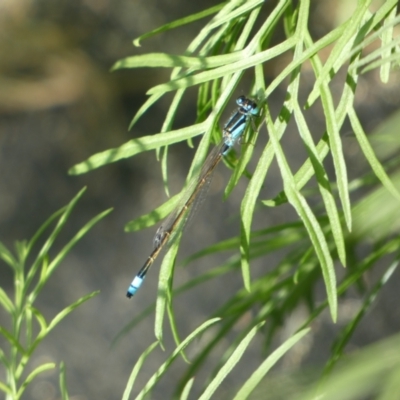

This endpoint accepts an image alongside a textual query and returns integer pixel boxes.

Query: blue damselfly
[127,96,259,298]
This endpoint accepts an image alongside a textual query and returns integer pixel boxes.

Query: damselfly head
[236,96,258,115]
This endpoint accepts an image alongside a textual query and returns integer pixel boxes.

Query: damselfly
[127,96,259,298]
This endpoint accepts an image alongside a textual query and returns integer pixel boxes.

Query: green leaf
[125,194,180,232]
[352,171,400,241]
[179,377,194,400]
[29,306,48,333]
[147,38,296,95]
[265,24,344,99]
[155,237,181,345]
[378,366,400,400]
[348,11,400,66]
[0,241,17,270]
[122,341,158,400]
[294,104,346,266]
[233,328,310,400]
[296,332,400,400]
[320,78,352,232]
[354,34,400,73]
[348,107,400,202]
[59,362,70,400]
[198,322,264,400]
[306,0,373,106]
[361,53,400,75]
[0,380,11,395]
[180,377,195,400]
[46,291,100,334]
[128,92,164,131]
[16,363,55,399]
[47,209,112,277]
[26,207,66,257]
[0,326,25,354]
[166,289,188,363]
[24,188,87,298]
[161,89,189,196]
[112,52,243,71]
[207,0,265,31]
[0,345,9,365]
[29,207,111,303]
[240,142,274,291]
[132,3,226,47]
[135,318,220,400]
[112,303,155,346]
[266,108,337,322]
[268,34,354,201]
[0,287,14,314]
[69,123,206,175]
[327,259,399,374]
[287,12,346,268]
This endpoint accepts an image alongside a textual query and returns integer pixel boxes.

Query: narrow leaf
[380,5,398,82]
[155,238,180,345]
[135,318,220,400]
[69,124,206,175]
[207,0,265,31]
[147,38,296,95]
[122,341,158,400]
[16,363,55,399]
[348,107,400,202]
[233,328,310,400]
[320,81,351,232]
[25,188,87,296]
[29,207,111,303]
[198,322,264,400]
[125,194,180,232]
[133,3,225,46]
[306,0,372,106]
[0,381,11,395]
[29,306,48,333]
[0,288,14,314]
[112,52,243,71]
[0,241,16,269]
[0,326,25,354]
[46,291,100,334]
[294,104,346,266]
[129,92,164,130]
[240,142,274,290]
[266,109,337,321]
[180,377,195,400]
[59,362,70,400]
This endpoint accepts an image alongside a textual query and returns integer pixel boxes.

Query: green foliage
[0,188,112,399]
[71,0,400,398]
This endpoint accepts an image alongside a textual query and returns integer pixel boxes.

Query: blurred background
[1,1,400,399]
